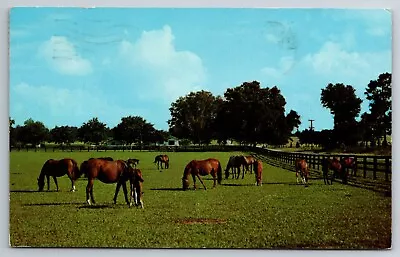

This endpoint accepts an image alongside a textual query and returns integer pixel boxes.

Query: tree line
[9,72,391,150]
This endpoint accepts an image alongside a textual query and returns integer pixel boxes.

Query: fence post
[385,157,390,182]
[373,157,377,180]
[363,157,367,179]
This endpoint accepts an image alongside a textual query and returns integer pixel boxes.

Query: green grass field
[9,151,391,249]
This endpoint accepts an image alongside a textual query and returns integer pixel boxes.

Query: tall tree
[321,83,362,146]
[365,72,392,146]
[113,116,157,145]
[168,90,220,145]
[50,126,78,145]
[15,118,49,146]
[78,117,108,145]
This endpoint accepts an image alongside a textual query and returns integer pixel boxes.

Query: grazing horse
[114,168,144,208]
[321,157,348,185]
[127,158,140,168]
[80,158,140,206]
[295,159,309,186]
[253,160,263,186]
[154,154,169,169]
[225,155,247,179]
[243,155,256,174]
[341,157,356,177]
[37,158,81,192]
[182,158,222,190]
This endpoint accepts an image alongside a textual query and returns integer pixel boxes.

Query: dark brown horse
[154,154,169,169]
[127,158,140,168]
[37,158,81,192]
[80,158,141,206]
[295,159,309,186]
[114,168,144,208]
[243,155,256,174]
[182,158,222,190]
[253,160,263,186]
[225,155,247,179]
[321,157,348,185]
[341,157,356,177]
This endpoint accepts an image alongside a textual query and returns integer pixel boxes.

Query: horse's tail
[217,161,222,184]
[80,161,89,178]
[71,159,81,180]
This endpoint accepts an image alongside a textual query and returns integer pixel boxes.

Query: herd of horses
[36,153,356,207]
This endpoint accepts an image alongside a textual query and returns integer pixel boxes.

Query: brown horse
[341,157,356,177]
[80,158,141,206]
[225,155,247,179]
[182,158,222,190]
[253,160,263,186]
[37,158,81,192]
[321,157,348,185]
[295,159,309,186]
[127,158,140,168]
[114,168,144,208]
[243,155,256,174]
[154,154,169,169]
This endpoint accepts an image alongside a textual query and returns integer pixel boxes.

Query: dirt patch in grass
[176,218,227,225]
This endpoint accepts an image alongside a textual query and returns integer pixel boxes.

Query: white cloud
[39,36,93,76]
[118,25,206,102]
[265,33,280,44]
[11,82,142,127]
[261,56,296,78]
[302,41,391,78]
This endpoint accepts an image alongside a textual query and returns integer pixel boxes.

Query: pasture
[9,151,391,248]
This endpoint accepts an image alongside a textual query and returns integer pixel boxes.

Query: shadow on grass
[150,187,185,191]
[78,204,113,209]
[10,189,41,193]
[23,202,83,206]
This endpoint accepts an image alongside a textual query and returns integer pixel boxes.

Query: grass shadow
[78,204,113,209]
[23,202,83,206]
[10,189,40,193]
[221,183,255,187]
[150,187,185,191]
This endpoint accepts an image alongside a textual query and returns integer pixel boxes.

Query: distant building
[157,136,180,147]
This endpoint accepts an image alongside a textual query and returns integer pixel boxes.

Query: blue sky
[9,8,392,132]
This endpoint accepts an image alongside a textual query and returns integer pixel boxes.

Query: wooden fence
[252,148,392,182]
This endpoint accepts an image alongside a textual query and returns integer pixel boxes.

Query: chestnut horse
[182,158,222,190]
[225,155,247,179]
[37,158,81,192]
[127,158,140,168]
[341,157,357,177]
[154,154,169,169]
[80,158,142,206]
[114,168,144,208]
[253,160,263,186]
[295,159,309,186]
[243,155,256,174]
[321,157,348,185]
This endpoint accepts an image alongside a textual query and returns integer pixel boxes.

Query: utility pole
[308,119,315,131]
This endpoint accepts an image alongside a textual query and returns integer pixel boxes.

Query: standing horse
[154,154,169,169]
[243,155,256,174]
[127,158,140,168]
[114,168,144,208]
[341,157,356,177]
[321,157,348,185]
[37,158,81,192]
[295,159,309,186]
[225,155,247,179]
[182,158,222,190]
[253,160,263,186]
[80,158,139,206]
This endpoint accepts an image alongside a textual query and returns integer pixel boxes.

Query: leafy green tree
[9,117,16,147]
[321,83,362,146]
[365,72,392,146]
[168,90,220,145]
[113,116,157,146]
[50,126,78,145]
[14,118,49,146]
[78,117,108,145]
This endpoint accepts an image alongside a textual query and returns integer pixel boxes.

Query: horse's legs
[192,174,197,189]
[296,170,299,184]
[46,175,50,191]
[121,182,130,206]
[52,176,59,191]
[196,174,207,190]
[212,174,217,188]
[113,181,122,204]
[86,179,95,205]
[70,179,76,192]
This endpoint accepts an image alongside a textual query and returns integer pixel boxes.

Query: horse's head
[182,177,190,190]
